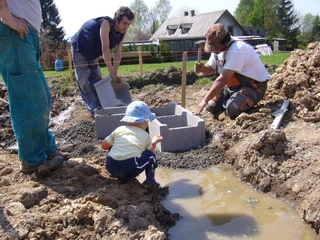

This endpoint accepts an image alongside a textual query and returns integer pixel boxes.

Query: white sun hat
[120,100,156,123]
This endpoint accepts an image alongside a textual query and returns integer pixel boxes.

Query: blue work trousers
[71,44,102,114]
[0,23,56,166]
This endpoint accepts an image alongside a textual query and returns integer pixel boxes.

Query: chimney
[190,10,195,17]
[184,11,188,16]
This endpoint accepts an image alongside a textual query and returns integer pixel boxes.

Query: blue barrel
[55,59,64,71]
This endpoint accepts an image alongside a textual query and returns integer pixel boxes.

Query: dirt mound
[0,42,319,238]
[265,42,320,121]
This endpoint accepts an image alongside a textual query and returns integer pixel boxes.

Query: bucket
[55,59,64,71]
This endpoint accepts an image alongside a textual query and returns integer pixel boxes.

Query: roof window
[165,25,179,35]
[180,23,192,34]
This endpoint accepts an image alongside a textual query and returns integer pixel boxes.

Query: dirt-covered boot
[142,168,160,189]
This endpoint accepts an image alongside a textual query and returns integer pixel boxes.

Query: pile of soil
[0,42,319,239]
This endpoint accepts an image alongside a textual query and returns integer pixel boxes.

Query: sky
[54,0,320,40]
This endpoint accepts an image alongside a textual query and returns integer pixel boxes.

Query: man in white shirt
[195,23,270,119]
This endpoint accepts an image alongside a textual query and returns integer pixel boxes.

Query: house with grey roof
[149,9,248,61]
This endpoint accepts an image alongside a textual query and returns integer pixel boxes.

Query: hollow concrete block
[148,103,205,152]
[94,76,132,108]
[94,102,206,152]
[94,106,127,139]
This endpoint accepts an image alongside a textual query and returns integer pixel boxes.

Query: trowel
[270,99,290,129]
[271,108,288,117]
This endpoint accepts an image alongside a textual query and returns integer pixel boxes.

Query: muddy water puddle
[153,164,318,240]
[51,103,74,125]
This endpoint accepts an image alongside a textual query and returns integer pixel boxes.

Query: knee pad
[205,104,215,114]
[225,93,254,119]
[205,100,224,115]
[226,102,243,119]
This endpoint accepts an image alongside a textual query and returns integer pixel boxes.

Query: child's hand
[152,134,163,145]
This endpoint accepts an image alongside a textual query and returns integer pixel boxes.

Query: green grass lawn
[43,51,291,78]
[260,51,291,66]
[0,52,291,81]
[42,61,197,78]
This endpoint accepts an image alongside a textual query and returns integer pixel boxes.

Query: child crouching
[101,100,163,189]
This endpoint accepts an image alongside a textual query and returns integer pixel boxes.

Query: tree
[298,13,316,44]
[39,0,67,69]
[128,0,150,40]
[243,0,279,39]
[234,0,302,44]
[277,0,300,44]
[234,0,255,26]
[40,0,65,43]
[128,0,172,40]
[311,15,320,42]
[150,0,172,34]
[247,0,268,27]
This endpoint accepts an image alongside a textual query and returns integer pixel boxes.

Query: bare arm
[101,139,112,150]
[112,32,126,80]
[0,0,28,39]
[195,68,235,115]
[100,20,118,81]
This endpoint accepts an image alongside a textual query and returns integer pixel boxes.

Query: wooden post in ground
[138,46,143,76]
[67,43,74,82]
[181,52,187,108]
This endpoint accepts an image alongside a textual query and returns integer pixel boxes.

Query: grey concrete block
[94,103,206,152]
[94,106,127,139]
[94,76,132,108]
[149,103,205,152]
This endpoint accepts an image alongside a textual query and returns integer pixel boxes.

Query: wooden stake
[181,52,187,108]
[67,43,74,82]
[138,46,143,76]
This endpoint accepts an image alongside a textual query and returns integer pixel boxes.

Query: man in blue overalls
[0,0,68,174]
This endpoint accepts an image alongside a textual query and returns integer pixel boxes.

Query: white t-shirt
[207,39,270,82]
[105,125,152,160]
[7,0,42,33]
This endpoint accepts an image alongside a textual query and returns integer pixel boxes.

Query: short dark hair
[220,32,231,44]
[114,6,134,22]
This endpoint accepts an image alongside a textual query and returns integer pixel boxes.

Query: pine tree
[311,15,320,42]
[39,0,67,70]
[277,0,300,44]
[40,0,65,42]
